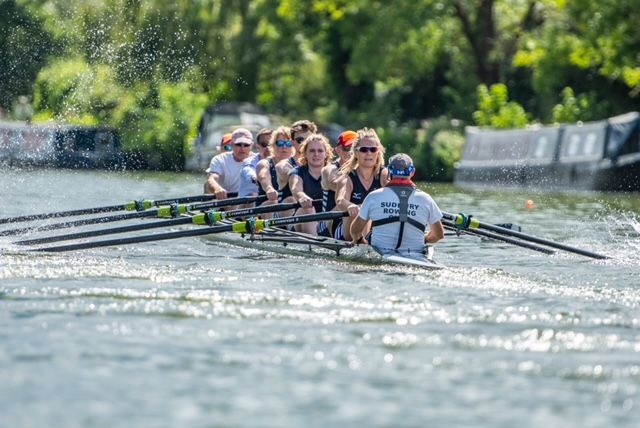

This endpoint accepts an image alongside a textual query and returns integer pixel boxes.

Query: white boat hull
[204,227,445,270]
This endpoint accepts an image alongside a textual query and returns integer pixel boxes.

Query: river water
[1,168,638,428]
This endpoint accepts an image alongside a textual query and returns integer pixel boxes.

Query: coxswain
[350,153,444,255]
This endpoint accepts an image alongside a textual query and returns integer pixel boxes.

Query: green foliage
[33,58,122,124]
[5,0,640,176]
[0,0,61,109]
[376,117,465,182]
[473,84,529,129]
[551,87,605,123]
[431,131,465,182]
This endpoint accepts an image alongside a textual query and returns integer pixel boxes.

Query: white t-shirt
[238,153,261,197]
[358,186,443,253]
[205,152,244,193]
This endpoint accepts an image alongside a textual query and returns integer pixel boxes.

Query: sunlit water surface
[1,168,639,427]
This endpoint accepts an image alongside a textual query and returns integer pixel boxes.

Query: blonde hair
[268,126,292,157]
[298,133,334,167]
[339,127,385,175]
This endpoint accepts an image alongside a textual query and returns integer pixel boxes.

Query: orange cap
[221,133,233,145]
[337,130,357,147]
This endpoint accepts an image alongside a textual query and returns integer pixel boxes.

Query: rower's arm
[380,168,390,187]
[334,176,353,211]
[290,173,313,208]
[256,160,272,192]
[321,164,337,191]
[425,220,445,244]
[350,216,368,244]
[275,159,294,189]
[205,173,226,198]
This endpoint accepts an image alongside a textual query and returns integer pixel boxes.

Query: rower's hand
[215,189,228,200]
[298,194,313,208]
[266,187,279,202]
[347,203,359,217]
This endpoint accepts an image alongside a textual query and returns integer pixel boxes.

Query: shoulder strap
[370,186,423,250]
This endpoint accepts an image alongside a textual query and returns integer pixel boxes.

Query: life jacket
[370,183,425,250]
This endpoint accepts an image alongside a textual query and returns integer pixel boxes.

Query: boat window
[534,136,548,158]
[583,133,596,155]
[567,134,581,156]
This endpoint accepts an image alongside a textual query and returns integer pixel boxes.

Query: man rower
[289,133,334,234]
[335,128,389,241]
[350,153,444,255]
[317,130,357,237]
[218,133,233,153]
[204,127,254,199]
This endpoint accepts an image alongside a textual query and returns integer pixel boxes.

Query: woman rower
[256,126,295,217]
[334,128,389,241]
[289,134,334,234]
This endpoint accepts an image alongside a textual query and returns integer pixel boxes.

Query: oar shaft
[34,210,348,253]
[0,205,126,225]
[0,210,158,237]
[18,201,301,246]
[442,220,554,255]
[15,217,192,246]
[442,212,609,260]
[0,193,238,225]
[34,224,235,252]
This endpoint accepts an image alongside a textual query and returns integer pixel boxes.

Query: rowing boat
[204,224,445,270]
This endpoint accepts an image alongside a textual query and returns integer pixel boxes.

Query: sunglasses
[338,145,352,151]
[294,136,305,144]
[358,146,378,153]
[275,139,293,148]
[234,143,252,148]
[223,144,233,151]
[258,140,270,148]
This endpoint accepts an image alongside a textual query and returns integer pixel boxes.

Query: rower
[290,133,334,234]
[275,119,317,193]
[334,128,389,241]
[238,128,273,200]
[204,127,254,199]
[218,133,233,153]
[350,153,444,255]
[255,126,295,218]
[317,130,356,237]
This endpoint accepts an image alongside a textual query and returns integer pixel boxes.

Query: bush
[473,83,529,129]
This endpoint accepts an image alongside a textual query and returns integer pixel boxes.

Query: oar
[32,211,349,253]
[0,194,266,237]
[16,201,301,246]
[441,219,554,255]
[443,212,609,260]
[0,193,238,225]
